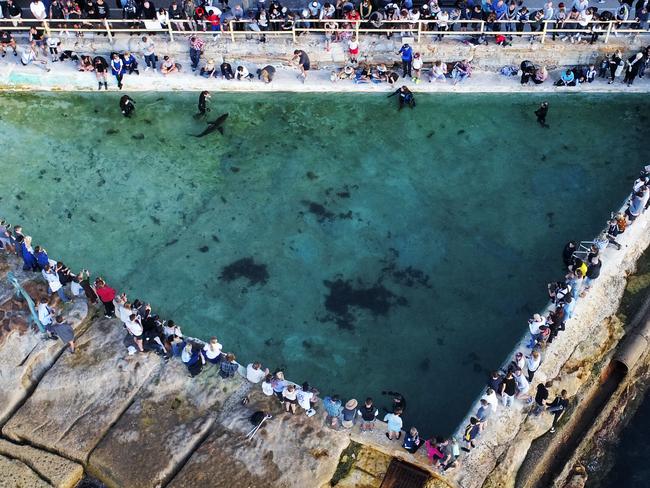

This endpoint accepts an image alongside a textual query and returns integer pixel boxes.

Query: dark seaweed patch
[306,171,318,180]
[165,238,178,247]
[323,278,407,330]
[199,245,209,253]
[150,215,161,225]
[219,257,269,286]
[230,167,240,173]
[106,128,120,135]
[302,200,335,223]
[211,234,220,243]
[131,133,145,140]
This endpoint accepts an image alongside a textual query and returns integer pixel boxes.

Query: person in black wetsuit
[120,95,136,117]
[388,86,415,110]
[93,55,109,90]
[535,101,549,128]
[197,90,210,117]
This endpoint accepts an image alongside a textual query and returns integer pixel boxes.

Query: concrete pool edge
[3,57,650,94]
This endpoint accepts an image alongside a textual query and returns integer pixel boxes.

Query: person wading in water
[535,101,549,128]
[197,90,210,118]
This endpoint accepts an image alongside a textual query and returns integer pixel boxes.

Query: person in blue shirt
[110,53,125,89]
[555,68,576,86]
[34,246,50,270]
[19,236,38,272]
[122,50,139,75]
[402,427,421,453]
[398,43,413,78]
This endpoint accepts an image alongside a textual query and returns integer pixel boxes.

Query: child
[46,36,60,62]
[348,37,359,64]
[412,52,423,83]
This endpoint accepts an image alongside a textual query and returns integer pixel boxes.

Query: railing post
[229,20,235,42]
[43,19,51,36]
[355,17,360,42]
[479,20,484,35]
[541,20,547,43]
[104,19,113,43]
[167,18,174,42]
[604,21,612,44]
[417,19,422,44]
[292,20,296,43]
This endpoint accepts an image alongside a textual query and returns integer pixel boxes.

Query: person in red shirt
[94,277,116,317]
[345,8,360,22]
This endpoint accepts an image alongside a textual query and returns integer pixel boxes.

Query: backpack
[463,424,473,441]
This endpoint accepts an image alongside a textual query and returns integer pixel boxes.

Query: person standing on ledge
[535,101,549,128]
[547,389,570,433]
[398,42,413,78]
[291,49,310,83]
[51,315,76,353]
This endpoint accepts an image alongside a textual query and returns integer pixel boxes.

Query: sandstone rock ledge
[0,438,83,488]
[88,361,250,488]
[168,389,351,488]
[0,254,90,425]
[2,317,161,463]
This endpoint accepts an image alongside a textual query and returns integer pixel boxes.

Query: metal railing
[3,17,649,45]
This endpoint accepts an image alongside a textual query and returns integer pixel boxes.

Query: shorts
[284,397,298,404]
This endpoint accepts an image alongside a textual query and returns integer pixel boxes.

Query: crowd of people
[3,18,649,92]
[5,0,650,41]
[3,161,648,472]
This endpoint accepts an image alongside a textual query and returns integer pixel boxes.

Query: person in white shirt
[482,388,499,413]
[296,382,317,415]
[202,336,223,364]
[42,264,68,302]
[236,65,253,80]
[37,297,54,330]
[246,362,269,383]
[30,0,47,20]
[526,351,542,382]
[261,374,274,396]
[125,314,144,352]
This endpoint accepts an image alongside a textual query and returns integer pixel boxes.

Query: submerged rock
[219,258,269,286]
[323,278,407,330]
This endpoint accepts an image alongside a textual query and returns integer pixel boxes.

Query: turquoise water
[1,92,648,435]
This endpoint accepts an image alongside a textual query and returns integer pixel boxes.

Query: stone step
[2,317,162,463]
[0,439,83,488]
[0,453,52,488]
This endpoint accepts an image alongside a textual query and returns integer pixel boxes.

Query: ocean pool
[1,91,648,435]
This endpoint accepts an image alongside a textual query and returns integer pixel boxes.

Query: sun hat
[345,398,358,410]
